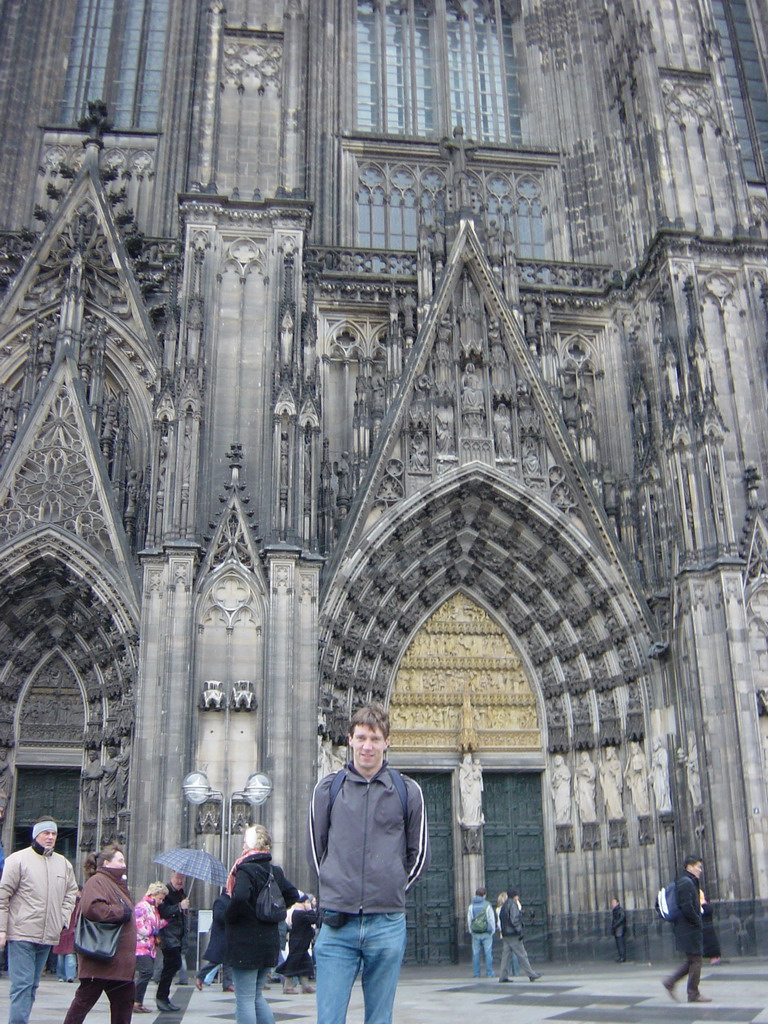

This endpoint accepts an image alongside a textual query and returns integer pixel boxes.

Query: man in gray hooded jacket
[307,703,430,1024]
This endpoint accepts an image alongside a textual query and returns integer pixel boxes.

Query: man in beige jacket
[0,818,78,1024]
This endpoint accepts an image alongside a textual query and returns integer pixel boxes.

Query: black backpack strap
[328,766,408,820]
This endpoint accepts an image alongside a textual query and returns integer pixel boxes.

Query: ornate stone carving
[389,594,541,752]
[231,679,256,711]
[200,680,225,710]
[608,819,628,849]
[551,754,572,825]
[624,741,650,816]
[555,823,574,853]
[458,753,484,826]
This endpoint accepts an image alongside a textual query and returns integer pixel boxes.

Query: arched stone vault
[319,468,658,748]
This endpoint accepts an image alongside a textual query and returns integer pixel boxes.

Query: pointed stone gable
[0,165,158,368]
[328,219,639,594]
[0,351,136,580]
[199,495,264,583]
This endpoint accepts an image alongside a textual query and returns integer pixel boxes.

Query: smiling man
[0,818,77,1024]
[307,703,430,1024]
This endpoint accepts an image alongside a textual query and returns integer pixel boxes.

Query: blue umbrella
[154,847,228,887]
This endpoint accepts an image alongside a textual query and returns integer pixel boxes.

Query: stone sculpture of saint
[599,746,624,820]
[624,740,650,816]
[551,755,572,826]
[81,751,104,824]
[458,753,484,827]
[574,750,598,824]
[651,737,672,813]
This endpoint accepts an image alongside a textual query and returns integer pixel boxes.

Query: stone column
[262,549,320,885]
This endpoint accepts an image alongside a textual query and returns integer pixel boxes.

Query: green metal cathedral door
[483,772,547,958]
[404,771,455,964]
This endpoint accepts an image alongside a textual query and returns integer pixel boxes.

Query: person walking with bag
[224,824,300,1024]
[62,844,137,1024]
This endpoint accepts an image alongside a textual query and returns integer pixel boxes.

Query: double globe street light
[183,769,272,864]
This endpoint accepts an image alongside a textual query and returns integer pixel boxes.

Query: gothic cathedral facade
[0,0,768,959]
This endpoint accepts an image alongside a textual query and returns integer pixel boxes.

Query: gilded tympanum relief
[389,593,540,751]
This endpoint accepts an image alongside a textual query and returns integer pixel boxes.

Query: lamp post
[183,770,272,866]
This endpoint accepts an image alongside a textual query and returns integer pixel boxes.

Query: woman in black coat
[224,824,300,1024]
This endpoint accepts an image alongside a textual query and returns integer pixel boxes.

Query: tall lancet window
[356,0,522,145]
[58,0,170,129]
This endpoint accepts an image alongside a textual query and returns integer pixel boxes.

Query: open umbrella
[154,848,228,888]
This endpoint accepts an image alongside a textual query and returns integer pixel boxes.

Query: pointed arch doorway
[389,593,547,963]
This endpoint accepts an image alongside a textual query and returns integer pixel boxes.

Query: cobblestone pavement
[6,958,764,1024]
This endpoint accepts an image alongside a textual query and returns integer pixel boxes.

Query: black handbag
[74,913,124,961]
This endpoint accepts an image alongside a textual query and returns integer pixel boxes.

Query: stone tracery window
[356,0,522,144]
[58,0,170,129]
[357,160,545,257]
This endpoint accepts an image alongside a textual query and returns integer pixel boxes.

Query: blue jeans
[314,912,407,1024]
[471,933,494,976]
[232,966,274,1024]
[57,953,77,982]
[7,940,52,1024]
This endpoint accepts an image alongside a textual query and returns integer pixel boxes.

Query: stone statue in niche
[685,736,703,808]
[574,750,598,824]
[458,753,484,827]
[551,754,572,826]
[493,403,513,459]
[461,364,485,437]
[101,746,120,820]
[409,430,429,473]
[599,745,624,820]
[651,737,673,813]
[231,680,256,711]
[201,680,225,710]
[81,750,103,824]
[435,405,454,455]
[624,740,650,816]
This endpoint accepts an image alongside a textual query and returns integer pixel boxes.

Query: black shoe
[498,977,513,982]
[529,973,542,982]
[156,1000,181,1012]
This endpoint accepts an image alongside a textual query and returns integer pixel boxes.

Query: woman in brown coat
[62,844,137,1024]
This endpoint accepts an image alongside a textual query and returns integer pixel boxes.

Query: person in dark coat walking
[195,890,233,990]
[662,854,711,1004]
[610,898,626,962]
[225,824,300,1024]
[62,845,137,1024]
[278,895,318,994]
[156,872,189,1012]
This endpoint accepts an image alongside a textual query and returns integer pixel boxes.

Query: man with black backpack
[466,887,496,978]
[662,853,711,1004]
[307,703,430,1024]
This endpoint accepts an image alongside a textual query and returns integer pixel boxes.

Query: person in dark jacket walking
[307,703,430,1024]
[497,889,541,982]
[62,845,137,1024]
[662,854,711,1003]
[156,872,189,1012]
[225,824,300,1024]
[610,898,626,962]
[195,890,233,991]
